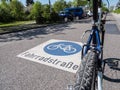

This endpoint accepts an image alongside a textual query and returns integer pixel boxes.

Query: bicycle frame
[82,0,104,90]
[82,25,103,90]
[82,0,103,55]
[82,25,102,56]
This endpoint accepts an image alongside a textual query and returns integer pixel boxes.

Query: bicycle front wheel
[74,50,97,90]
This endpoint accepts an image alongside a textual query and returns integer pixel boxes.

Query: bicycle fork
[97,51,104,90]
[98,71,103,90]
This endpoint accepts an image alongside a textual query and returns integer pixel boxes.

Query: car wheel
[70,17,74,21]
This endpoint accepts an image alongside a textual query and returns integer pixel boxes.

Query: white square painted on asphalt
[17,39,83,73]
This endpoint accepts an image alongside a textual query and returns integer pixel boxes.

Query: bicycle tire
[74,50,97,90]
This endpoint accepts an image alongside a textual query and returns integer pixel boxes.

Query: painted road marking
[44,41,82,56]
[17,39,83,73]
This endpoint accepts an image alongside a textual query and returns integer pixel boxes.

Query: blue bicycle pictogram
[44,41,82,56]
[47,44,77,53]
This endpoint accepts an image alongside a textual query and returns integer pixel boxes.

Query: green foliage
[0,0,75,24]
[42,4,50,13]
[42,12,51,23]
[66,1,73,7]
[102,7,109,12]
[0,1,13,22]
[30,1,44,23]
[10,0,25,21]
[41,4,50,23]
[102,3,109,12]
[50,11,60,22]
[53,0,68,13]
[73,0,87,7]
[0,0,25,23]
[30,1,42,19]
[113,8,120,14]
[39,4,60,23]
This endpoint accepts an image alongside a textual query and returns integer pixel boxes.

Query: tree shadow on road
[0,23,75,42]
[103,58,120,83]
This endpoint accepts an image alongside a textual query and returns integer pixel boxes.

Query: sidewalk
[112,13,120,31]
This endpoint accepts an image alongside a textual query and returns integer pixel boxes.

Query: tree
[30,1,43,23]
[10,0,25,21]
[26,0,34,6]
[0,1,12,22]
[42,4,50,13]
[73,0,87,7]
[53,0,68,13]
[67,1,73,7]
[42,4,51,21]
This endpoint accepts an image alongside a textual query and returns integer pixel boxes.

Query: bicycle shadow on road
[103,58,120,83]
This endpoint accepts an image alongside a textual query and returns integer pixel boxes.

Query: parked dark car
[59,11,73,22]
[64,7,84,19]
[59,7,85,22]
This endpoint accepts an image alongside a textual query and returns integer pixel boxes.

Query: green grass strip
[0,21,35,27]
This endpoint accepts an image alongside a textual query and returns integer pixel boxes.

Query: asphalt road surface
[0,14,120,90]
